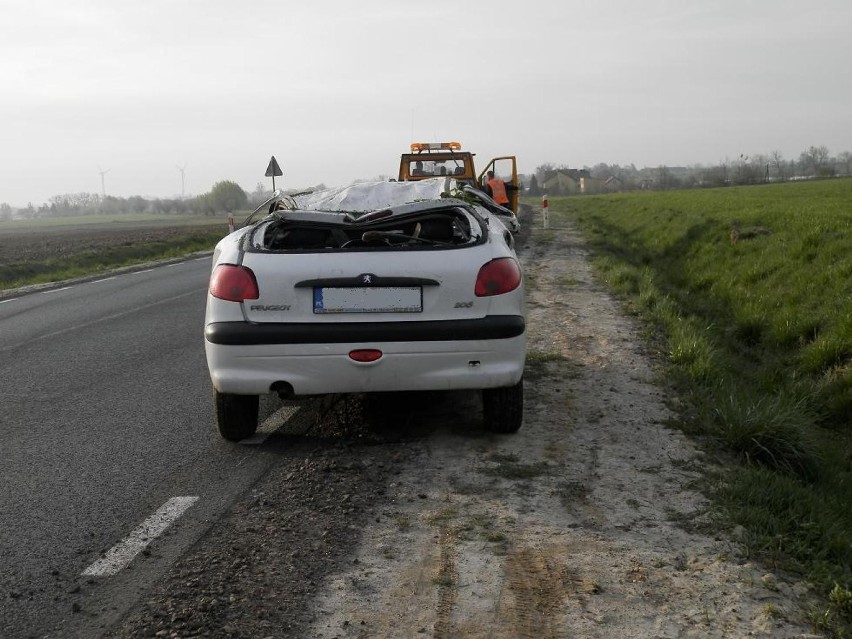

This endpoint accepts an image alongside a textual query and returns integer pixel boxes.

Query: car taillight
[209,264,259,302]
[474,258,521,297]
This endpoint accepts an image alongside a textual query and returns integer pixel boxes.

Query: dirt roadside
[105,210,822,638]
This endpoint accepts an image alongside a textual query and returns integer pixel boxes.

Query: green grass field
[532,179,851,635]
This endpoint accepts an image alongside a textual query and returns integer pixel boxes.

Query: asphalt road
[0,258,288,638]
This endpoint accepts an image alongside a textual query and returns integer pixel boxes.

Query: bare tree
[733,154,765,184]
[534,163,555,185]
[800,145,831,176]
[656,165,670,190]
[754,154,771,183]
[836,151,852,176]
[769,150,785,180]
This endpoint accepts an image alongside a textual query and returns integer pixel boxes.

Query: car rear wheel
[214,391,259,441]
[482,378,524,433]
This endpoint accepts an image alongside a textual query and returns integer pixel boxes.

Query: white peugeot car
[204,178,525,441]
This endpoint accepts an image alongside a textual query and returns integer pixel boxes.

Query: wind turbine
[97,165,111,199]
[176,163,187,199]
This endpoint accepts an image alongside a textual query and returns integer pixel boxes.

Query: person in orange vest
[485,170,512,212]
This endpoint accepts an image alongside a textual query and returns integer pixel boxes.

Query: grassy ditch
[0,217,231,290]
[532,179,851,635]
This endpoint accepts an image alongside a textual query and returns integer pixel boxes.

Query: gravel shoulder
[106,211,822,638]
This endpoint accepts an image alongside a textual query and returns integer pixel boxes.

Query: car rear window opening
[252,208,480,252]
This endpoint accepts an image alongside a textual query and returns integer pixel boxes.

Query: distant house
[541,168,589,195]
[578,176,605,195]
[604,176,624,193]
[540,168,610,195]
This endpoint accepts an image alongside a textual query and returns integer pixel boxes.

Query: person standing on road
[485,170,512,212]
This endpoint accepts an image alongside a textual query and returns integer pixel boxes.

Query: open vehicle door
[478,156,519,214]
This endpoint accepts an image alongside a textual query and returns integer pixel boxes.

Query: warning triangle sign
[265,156,283,177]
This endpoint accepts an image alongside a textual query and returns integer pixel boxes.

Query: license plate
[313,287,422,313]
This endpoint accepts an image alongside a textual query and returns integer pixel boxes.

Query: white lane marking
[41,286,73,294]
[91,277,117,284]
[194,257,208,261]
[81,496,199,577]
[240,405,301,445]
[0,298,19,304]
[130,269,154,275]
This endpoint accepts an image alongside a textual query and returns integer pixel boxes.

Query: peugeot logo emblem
[361,273,374,285]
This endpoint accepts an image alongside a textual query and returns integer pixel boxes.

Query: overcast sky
[2,0,850,207]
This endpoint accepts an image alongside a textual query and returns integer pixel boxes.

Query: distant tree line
[526,145,852,195]
[0,180,254,221]
[0,179,335,222]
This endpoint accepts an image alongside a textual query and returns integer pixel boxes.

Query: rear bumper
[205,315,525,345]
[204,316,526,396]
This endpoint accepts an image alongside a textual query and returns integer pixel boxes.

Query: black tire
[214,391,259,441]
[482,378,524,433]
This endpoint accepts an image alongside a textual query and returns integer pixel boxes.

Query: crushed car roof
[294,178,457,213]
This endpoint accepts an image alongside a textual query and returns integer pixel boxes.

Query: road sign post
[265,156,283,191]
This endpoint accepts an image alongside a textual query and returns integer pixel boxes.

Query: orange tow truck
[398,141,519,213]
